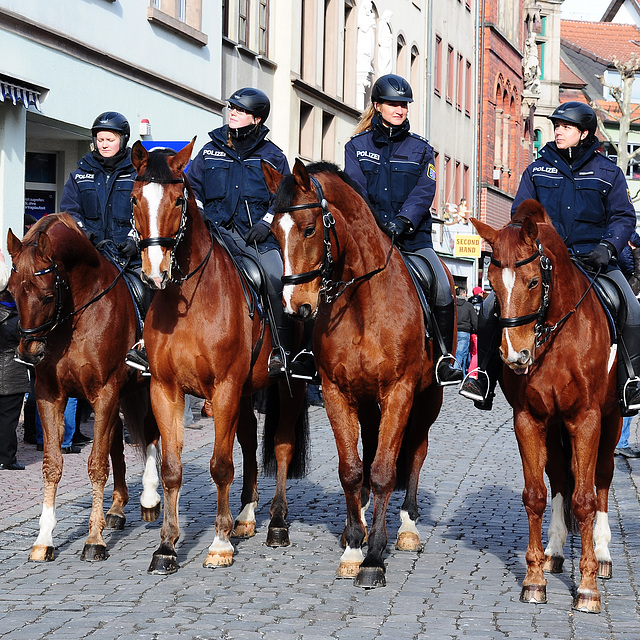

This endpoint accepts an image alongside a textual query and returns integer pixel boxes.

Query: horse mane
[274,161,381,225]
[137,148,178,182]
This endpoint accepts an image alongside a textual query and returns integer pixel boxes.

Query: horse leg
[29,396,66,562]
[355,385,414,589]
[324,385,366,578]
[265,380,307,547]
[396,387,442,552]
[593,411,620,581]
[515,412,549,605]
[542,422,567,574]
[104,416,129,531]
[148,384,185,575]
[569,413,601,613]
[203,382,243,568]
[81,396,121,561]
[232,396,259,539]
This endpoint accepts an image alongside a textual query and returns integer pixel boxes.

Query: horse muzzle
[141,269,170,291]
[500,346,533,374]
[287,302,316,322]
[17,341,45,366]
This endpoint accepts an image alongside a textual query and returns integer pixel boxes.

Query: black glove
[245,220,271,245]
[584,243,613,270]
[117,237,138,258]
[384,216,412,239]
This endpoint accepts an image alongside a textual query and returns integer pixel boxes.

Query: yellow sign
[454,234,482,258]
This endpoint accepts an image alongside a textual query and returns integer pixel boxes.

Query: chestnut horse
[473,200,621,613]
[129,140,309,574]
[264,160,446,589]
[7,213,161,562]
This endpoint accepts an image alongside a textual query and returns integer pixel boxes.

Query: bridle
[131,175,212,284]
[276,175,392,303]
[492,230,595,348]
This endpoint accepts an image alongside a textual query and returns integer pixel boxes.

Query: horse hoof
[148,553,179,574]
[573,590,601,614]
[395,531,422,552]
[105,513,126,530]
[336,561,361,579]
[542,554,564,573]
[81,544,108,562]
[232,520,256,538]
[520,584,547,604]
[598,560,612,580]
[203,550,233,568]
[141,503,161,523]
[266,527,290,547]
[29,545,55,562]
[354,566,386,589]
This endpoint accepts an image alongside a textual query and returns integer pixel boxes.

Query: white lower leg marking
[140,443,161,509]
[544,493,567,558]
[398,509,419,536]
[340,545,364,565]
[34,505,56,548]
[594,511,612,562]
[235,501,257,523]
[208,535,234,554]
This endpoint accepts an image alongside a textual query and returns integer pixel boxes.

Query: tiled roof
[561,19,640,63]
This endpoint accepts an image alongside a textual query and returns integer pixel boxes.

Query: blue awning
[0,80,41,111]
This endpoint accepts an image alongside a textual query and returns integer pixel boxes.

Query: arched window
[396,34,406,76]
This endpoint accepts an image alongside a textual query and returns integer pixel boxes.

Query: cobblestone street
[1,388,639,639]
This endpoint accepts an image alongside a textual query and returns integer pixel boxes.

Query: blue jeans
[618,416,632,449]
[34,397,77,448]
[456,331,471,376]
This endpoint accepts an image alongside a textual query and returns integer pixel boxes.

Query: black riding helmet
[91,111,130,152]
[227,87,270,122]
[548,101,597,135]
[371,74,414,103]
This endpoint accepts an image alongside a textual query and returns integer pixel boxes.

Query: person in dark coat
[344,74,462,386]
[0,289,30,470]
[455,286,477,376]
[461,101,640,415]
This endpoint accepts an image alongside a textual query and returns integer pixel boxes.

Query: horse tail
[395,409,414,491]
[120,385,157,455]
[560,424,579,535]
[261,385,311,479]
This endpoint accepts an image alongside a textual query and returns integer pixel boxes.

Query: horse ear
[6,229,22,259]
[37,231,53,262]
[169,137,196,175]
[292,158,312,192]
[131,141,148,174]
[471,218,498,246]
[520,217,539,247]
[262,160,283,194]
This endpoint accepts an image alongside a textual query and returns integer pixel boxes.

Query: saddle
[399,251,434,340]
[573,261,621,339]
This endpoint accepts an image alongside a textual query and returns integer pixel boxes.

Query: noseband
[276,175,392,303]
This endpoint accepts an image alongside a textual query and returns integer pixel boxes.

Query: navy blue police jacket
[344,115,437,251]
[511,141,636,262]
[187,125,289,253]
[60,150,136,247]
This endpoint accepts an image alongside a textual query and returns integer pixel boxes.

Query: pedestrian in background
[455,286,477,376]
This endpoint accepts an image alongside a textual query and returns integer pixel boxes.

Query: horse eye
[43,294,55,305]
[176,197,184,208]
[303,226,315,238]
[528,277,539,290]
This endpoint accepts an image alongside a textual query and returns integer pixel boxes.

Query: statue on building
[523,30,541,94]
[377,11,394,77]
[356,0,376,110]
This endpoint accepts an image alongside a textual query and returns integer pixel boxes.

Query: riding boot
[459,293,501,410]
[617,324,640,417]
[267,291,295,377]
[125,338,150,376]
[289,320,319,383]
[432,302,464,386]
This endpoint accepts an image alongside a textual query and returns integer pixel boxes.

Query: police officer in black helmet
[61,111,138,261]
[460,101,640,415]
[344,74,463,386]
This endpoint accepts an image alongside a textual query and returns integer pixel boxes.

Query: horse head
[473,199,553,373]
[7,216,70,364]
[265,158,328,320]
[131,138,196,290]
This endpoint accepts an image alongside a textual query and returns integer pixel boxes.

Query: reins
[276,175,393,303]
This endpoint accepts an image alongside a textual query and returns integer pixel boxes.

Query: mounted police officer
[460,101,640,415]
[344,74,462,386]
[186,87,315,381]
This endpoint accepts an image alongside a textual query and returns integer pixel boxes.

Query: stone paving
[0,388,639,639]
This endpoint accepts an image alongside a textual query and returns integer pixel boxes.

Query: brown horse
[129,140,309,574]
[7,213,161,562]
[264,159,447,589]
[473,200,621,613]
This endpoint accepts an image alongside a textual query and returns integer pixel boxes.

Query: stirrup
[621,376,640,414]
[435,353,463,386]
[459,368,490,402]
[125,339,150,377]
[290,349,319,383]
[268,346,287,377]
